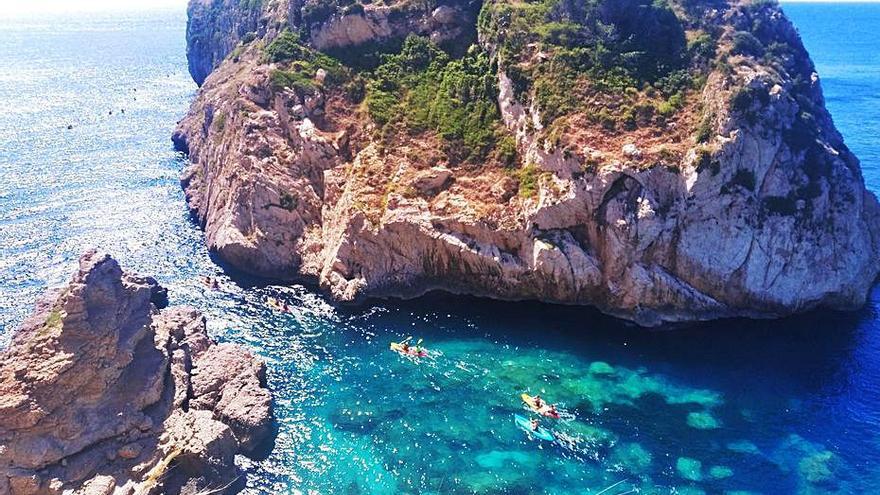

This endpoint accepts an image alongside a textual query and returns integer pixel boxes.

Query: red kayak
[522,394,560,419]
[390,342,427,357]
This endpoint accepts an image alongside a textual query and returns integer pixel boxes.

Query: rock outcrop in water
[175,0,880,325]
[0,250,272,494]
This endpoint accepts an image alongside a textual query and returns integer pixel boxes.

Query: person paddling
[533,395,544,409]
[268,297,283,311]
[202,276,221,290]
[392,336,426,357]
[400,336,413,353]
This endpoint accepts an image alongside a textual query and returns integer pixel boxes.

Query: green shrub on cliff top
[513,162,540,198]
[366,36,509,162]
[302,0,339,26]
[687,32,716,62]
[265,30,308,63]
[239,0,263,13]
[270,67,318,93]
[731,30,765,58]
[265,29,349,79]
[480,0,687,82]
[478,0,689,126]
[300,0,371,27]
[265,31,348,92]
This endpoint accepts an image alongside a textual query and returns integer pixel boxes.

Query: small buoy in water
[121,109,125,114]
[109,110,113,115]
[66,124,73,130]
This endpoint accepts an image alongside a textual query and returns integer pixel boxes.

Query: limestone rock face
[308,3,476,53]
[177,0,880,326]
[185,0,476,85]
[186,0,288,86]
[0,251,272,494]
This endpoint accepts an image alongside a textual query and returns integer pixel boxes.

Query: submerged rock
[686,411,721,430]
[709,465,734,479]
[176,0,880,326]
[772,434,847,492]
[0,250,272,494]
[676,456,704,482]
[610,442,653,474]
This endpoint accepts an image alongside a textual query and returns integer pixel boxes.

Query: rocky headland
[175,0,880,325]
[0,251,272,494]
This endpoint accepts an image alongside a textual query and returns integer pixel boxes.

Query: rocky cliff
[0,251,272,494]
[175,0,880,326]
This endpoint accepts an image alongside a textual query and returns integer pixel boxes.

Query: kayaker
[533,395,543,409]
[530,418,540,431]
[401,342,411,353]
[543,404,558,417]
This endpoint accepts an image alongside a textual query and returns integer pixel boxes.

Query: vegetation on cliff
[263,26,514,166]
[477,0,705,129]
[216,0,849,195]
[264,0,745,177]
[266,30,350,92]
[177,0,880,324]
[365,36,506,163]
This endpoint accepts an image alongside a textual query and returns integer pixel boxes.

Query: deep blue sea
[1,3,879,494]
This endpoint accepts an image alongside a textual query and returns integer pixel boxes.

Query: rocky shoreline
[175,0,880,325]
[0,251,272,494]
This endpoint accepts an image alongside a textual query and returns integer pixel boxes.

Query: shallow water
[1,4,880,494]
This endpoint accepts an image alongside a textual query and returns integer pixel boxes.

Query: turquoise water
[1,4,880,494]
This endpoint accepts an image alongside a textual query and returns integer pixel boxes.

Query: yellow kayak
[390,342,427,357]
[521,393,560,418]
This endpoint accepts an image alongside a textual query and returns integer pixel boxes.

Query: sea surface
[1,3,879,494]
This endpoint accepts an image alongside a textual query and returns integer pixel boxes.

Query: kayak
[514,414,555,441]
[390,342,427,357]
[521,393,560,419]
[267,298,290,313]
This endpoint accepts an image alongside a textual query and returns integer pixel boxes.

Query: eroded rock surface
[0,250,272,494]
[176,0,880,326]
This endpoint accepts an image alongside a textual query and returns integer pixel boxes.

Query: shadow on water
[211,242,875,392]
[351,290,871,374]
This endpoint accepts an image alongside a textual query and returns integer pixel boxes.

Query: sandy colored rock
[411,167,453,194]
[0,251,273,494]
